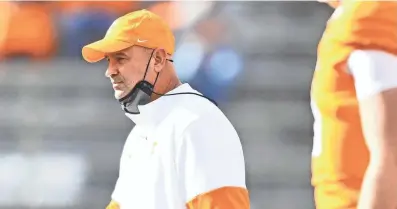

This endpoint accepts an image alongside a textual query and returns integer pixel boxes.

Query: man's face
[105,46,152,99]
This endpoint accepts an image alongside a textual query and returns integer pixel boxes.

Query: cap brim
[82,39,134,63]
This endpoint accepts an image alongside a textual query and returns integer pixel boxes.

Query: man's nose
[105,63,118,78]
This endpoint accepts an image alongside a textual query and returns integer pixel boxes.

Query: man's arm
[348,50,397,209]
[176,112,250,209]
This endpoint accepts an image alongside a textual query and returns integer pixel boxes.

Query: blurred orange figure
[148,2,184,30]
[0,2,14,50]
[0,2,57,60]
[55,1,138,16]
[311,0,397,209]
[148,1,215,32]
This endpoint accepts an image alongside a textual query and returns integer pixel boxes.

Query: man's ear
[153,48,167,73]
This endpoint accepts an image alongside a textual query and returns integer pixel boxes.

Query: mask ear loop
[141,49,156,81]
[144,50,173,90]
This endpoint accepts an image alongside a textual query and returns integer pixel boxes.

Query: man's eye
[116,57,124,61]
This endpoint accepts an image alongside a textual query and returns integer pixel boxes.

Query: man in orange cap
[311,1,397,209]
[82,9,250,209]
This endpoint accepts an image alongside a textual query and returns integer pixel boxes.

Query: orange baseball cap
[82,9,175,63]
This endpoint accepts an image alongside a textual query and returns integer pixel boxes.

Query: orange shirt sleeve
[186,186,250,209]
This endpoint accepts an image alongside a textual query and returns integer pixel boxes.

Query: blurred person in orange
[0,1,14,52]
[56,1,138,16]
[147,1,185,31]
[0,1,57,60]
[311,1,397,209]
[81,9,249,209]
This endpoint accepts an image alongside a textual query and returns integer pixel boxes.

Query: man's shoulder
[162,94,236,138]
[178,94,229,124]
[180,99,237,136]
[325,1,397,53]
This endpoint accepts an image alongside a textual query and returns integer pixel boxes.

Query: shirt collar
[125,83,195,129]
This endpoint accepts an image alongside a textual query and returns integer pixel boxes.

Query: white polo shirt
[111,83,247,209]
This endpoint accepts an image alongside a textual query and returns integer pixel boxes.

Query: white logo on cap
[137,39,148,43]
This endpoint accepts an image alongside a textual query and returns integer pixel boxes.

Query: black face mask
[117,50,218,115]
[117,50,158,114]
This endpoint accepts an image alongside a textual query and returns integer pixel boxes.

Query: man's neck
[168,80,182,92]
[151,78,182,101]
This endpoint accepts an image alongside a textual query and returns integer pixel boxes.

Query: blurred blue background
[0,1,333,209]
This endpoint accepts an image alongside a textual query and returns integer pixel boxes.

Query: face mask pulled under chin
[118,81,154,114]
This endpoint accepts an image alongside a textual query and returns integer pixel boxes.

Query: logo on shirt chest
[151,141,158,155]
